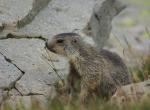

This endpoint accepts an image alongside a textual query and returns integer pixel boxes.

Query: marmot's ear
[72,36,81,43]
[72,39,77,43]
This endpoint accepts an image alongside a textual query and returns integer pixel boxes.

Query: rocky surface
[0,0,150,107]
[0,53,22,89]
[0,0,32,25]
[0,38,68,95]
[0,0,51,36]
[111,80,150,105]
[18,0,97,37]
[88,0,126,48]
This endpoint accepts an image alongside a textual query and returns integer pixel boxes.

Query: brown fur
[45,33,132,103]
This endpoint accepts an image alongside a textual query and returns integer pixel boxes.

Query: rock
[17,0,52,28]
[0,53,22,89]
[87,0,126,48]
[8,89,21,96]
[111,80,150,105]
[0,0,32,33]
[18,0,97,37]
[0,0,32,24]
[15,71,56,96]
[0,39,68,95]
[0,0,51,36]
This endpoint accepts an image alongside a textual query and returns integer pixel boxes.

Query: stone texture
[18,0,97,37]
[111,80,150,105]
[0,39,68,95]
[0,0,51,36]
[8,89,21,96]
[0,53,22,89]
[87,0,126,48]
[17,0,51,28]
[0,0,32,24]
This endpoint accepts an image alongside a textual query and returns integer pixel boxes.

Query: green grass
[1,97,150,110]
[131,55,150,82]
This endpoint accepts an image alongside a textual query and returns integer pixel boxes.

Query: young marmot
[45,33,132,103]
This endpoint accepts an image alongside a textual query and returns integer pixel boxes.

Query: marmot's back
[100,49,132,85]
[97,49,132,97]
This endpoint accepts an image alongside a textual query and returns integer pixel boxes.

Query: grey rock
[15,70,57,96]
[88,0,126,48]
[8,89,21,96]
[0,53,22,89]
[0,39,68,95]
[17,0,52,28]
[0,0,32,24]
[0,0,32,37]
[19,0,97,37]
[0,0,51,36]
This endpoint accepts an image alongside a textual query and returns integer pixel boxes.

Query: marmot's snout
[45,40,56,53]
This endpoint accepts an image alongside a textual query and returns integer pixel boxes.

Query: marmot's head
[45,33,82,59]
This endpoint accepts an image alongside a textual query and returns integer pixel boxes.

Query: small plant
[131,55,150,82]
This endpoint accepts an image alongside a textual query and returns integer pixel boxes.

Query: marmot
[45,33,132,103]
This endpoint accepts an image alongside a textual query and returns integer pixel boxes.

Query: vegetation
[1,94,150,110]
[131,54,150,82]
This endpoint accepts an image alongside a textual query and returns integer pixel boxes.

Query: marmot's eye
[56,39,64,43]
[73,39,77,43]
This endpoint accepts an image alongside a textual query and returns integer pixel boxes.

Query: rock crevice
[0,32,47,41]
[0,51,25,90]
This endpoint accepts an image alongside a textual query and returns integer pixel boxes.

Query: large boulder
[0,53,22,89]
[0,39,68,96]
